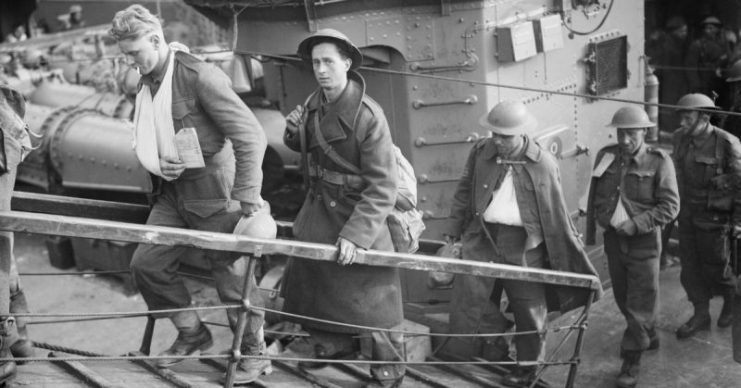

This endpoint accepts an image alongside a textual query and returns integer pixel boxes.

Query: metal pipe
[223,256,258,388]
[565,289,595,388]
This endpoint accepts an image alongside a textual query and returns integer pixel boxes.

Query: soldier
[108,5,271,384]
[647,16,689,134]
[685,16,726,100]
[282,29,404,388]
[443,100,601,387]
[721,59,741,139]
[0,83,38,383]
[673,93,741,339]
[586,106,680,388]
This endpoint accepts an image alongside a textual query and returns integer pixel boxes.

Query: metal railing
[1,192,601,388]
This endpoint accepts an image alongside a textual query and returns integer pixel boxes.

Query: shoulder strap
[298,92,314,187]
[312,110,361,175]
[714,128,725,175]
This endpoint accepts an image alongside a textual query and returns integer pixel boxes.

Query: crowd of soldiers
[0,4,739,388]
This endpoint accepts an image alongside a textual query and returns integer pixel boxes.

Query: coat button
[329,200,336,208]
[475,212,480,216]
[483,184,488,188]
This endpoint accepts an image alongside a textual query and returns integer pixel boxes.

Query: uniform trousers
[604,229,660,352]
[678,205,736,310]
[304,326,405,383]
[485,223,547,362]
[130,175,265,349]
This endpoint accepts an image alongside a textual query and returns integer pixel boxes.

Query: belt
[308,164,364,187]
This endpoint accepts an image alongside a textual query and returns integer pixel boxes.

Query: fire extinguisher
[645,66,660,142]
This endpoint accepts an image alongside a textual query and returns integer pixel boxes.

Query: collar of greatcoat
[479,134,543,162]
[305,70,366,148]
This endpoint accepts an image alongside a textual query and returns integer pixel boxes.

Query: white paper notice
[174,127,205,168]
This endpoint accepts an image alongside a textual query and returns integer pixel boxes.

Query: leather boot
[9,290,34,361]
[718,292,734,328]
[156,311,213,368]
[616,350,641,388]
[676,311,711,339]
[219,327,272,385]
[0,318,17,386]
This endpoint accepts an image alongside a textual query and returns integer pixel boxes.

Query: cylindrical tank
[645,69,660,141]
[16,102,151,193]
[29,81,134,119]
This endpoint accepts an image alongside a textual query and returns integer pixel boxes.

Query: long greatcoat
[442,137,602,335]
[281,71,402,333]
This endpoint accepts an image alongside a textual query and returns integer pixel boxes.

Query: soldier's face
[678,111,704,133]
[491,133,523,156]
[617,128,646,154]
[312,43,351,93]
[119,34,160,75]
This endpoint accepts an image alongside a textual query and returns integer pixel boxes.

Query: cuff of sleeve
[339,228,373,250]
[631,213,653,235]
[232,185,263,204]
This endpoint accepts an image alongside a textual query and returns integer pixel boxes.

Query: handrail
[0,210,600,290]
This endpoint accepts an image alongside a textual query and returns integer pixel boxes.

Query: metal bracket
[412,95,478,109]
[415,132,481,147]
[410,53,478,73]
[304,0,317,32]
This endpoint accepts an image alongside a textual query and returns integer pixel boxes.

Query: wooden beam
[0,211,599,290]
[48,352,123,388]
[11,191,150,223]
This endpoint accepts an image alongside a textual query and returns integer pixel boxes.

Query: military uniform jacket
[140,50,267,207]
[673,124,741,224]
[585,143,680,252]
[442,136,602,313]
[281,71,402,332]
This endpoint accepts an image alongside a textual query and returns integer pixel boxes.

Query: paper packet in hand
[174,127,205,168]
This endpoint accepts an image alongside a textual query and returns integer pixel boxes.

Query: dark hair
[308,37,351,61]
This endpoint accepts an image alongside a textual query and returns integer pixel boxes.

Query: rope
[0,352,577,367]
[234,50,741,118]
[11,46,739,116]
[13,303,583,339]
[33,341,108,357]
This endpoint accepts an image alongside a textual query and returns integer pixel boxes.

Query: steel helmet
[727,59,741,82]
[607,106,655,128]
[479,100,537,135]
[701,16,722,26]
[233,201,277,240]
[676,93,718,111]
[297,28,363,70]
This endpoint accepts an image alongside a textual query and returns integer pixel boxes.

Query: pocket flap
[695,156,718,165]
[182,199,228,218]
[627,170,655,178]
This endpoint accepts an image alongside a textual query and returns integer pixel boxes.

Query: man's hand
[337,237,359,266]
[616,219,638,236]
[285,105,305,138]
[241,201,262,217]
[160,156,186,180]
